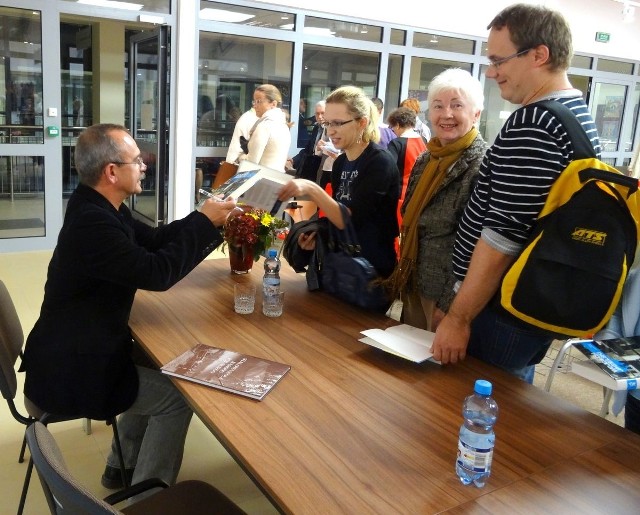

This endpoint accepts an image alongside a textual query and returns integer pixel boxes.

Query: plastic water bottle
[262,249,281,301]
[455,379,499,488]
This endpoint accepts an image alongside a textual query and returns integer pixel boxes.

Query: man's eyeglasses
[321,119,356,129]
[487,48,532,69]
[113,156,145,167]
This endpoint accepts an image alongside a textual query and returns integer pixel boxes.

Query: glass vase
[228,243,254,274]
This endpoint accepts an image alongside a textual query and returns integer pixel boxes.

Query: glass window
[60,23,93,130]
[597,58,634,75]
[571,54,593,69]
[304,16,382,43]
[299,44,380,146]
[390,29,406,46]
[0,7,43,144]
[625,82,639,154]
[199,1,295,31]
[385,55,403,118]
[407,58,472,131]
[0,156,45,238]
[479,64,511,144]
[197,33,293,149]
[413,33,475,54]
[591,82,627,152]
[61,0,170,14]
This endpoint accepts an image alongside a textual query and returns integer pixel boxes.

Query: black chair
[26,421,246,515]
[0,279,128,515]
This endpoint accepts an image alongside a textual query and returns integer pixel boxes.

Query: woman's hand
[278,178,316,201]
[298,231,317,250]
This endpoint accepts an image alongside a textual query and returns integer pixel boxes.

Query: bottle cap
[268,249,277,257]
[474,379,492,396]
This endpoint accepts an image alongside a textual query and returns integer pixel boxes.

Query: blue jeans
[468,306,554,384]
[107,366,193,486]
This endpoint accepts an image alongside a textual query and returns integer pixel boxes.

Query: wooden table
[129,258,640,514]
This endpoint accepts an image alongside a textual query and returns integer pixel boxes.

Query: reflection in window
[0,155,45,238]
[60,23,93,129]
[300,44,380,108]
[413,33,475,54]
[597,58,634,75]
[61,0,170,14]
[199,1,295,30]
[304,16,382,43]
[0,7,44,143]
[571,54,593,70]
[407,58,472,133]
[592,82,627,152]
[197,33,293,155]
[385,55,403,116]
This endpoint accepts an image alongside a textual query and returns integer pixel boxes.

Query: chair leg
[108,418,129,488]
[17,457,34,515]
[19,432,27,463]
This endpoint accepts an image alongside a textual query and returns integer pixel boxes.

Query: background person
[287,100,326,180]
[431,3,601,382]
[238,84,291,172]
[225,106,258,164]
[386,106,427,230]
[278,86,399,278]
[20,124,237,491]
[385,69,487,331]
[371,97,396,150]
[400,97,431,143]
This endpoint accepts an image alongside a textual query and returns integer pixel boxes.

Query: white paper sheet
[359,324,439,364]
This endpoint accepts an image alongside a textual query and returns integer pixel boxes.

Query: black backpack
[499,100,640,337]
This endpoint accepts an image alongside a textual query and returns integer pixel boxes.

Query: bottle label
[457,439,493,473]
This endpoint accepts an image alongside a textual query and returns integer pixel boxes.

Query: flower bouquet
[223,205,289,273]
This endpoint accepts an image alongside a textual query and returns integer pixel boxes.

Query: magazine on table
[161,343,291,400]
[209,160,292,216]
[573,336,640,391]
[359,324,440,364]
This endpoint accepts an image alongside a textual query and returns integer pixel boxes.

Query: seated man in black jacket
[21,124,236,490]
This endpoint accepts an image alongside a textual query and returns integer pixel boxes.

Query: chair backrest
[0,279,24,400]
[25,421,121,515]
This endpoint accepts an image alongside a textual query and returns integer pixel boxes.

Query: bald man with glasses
[21,123,237,492]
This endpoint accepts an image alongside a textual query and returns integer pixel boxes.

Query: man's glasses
[113,156,145,167]
[321,119,356,129]
[487,48,532,69]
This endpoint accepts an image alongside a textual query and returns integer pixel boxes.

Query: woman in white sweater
[239,84,291,172]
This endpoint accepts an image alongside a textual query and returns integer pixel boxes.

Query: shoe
[101,465,135,489]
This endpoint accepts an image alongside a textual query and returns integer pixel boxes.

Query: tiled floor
[0,250,625,514]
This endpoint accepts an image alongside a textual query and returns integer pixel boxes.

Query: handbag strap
[329,203,361,256]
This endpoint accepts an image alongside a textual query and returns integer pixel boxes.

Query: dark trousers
[468,306,554,383]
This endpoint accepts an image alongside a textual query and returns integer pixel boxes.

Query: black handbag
[321,204,390,312]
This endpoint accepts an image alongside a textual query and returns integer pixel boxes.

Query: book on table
[210,160,292,216]
[160,343,291,400]
[359,324,440,364]
[572,336,640,391]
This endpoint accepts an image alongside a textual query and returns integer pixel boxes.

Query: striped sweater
[452,93,601,281]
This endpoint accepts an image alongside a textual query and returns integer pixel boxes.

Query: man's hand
[199,198,238,227]
[431,312,470,364]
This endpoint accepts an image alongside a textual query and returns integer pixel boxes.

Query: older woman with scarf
[385,69,488,331]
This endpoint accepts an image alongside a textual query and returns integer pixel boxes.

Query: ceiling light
[199,8,254,23]
[430,35,439,43]
[303,27,335,37]
[77,0,143,10]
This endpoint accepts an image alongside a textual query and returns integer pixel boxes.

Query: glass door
[128,26,169,226]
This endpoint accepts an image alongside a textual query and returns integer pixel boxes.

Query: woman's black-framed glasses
[321,119,356,129]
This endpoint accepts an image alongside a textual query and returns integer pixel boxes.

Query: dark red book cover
[161,343,290,400]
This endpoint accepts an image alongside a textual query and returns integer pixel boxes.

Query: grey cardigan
[402,134,488,311]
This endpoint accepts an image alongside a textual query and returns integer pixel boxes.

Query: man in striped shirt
[431,3,601,382]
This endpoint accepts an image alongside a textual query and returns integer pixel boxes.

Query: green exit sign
[595,32,610,43]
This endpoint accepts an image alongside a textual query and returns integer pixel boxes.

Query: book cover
[161,343,291,400]
[359,324,439,364]
[211,160,292,215]
[573,336,640,390]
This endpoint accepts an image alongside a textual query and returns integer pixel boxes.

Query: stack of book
[572,336,640,391]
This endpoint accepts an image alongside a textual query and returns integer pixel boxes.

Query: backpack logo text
[571,227,606,245]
